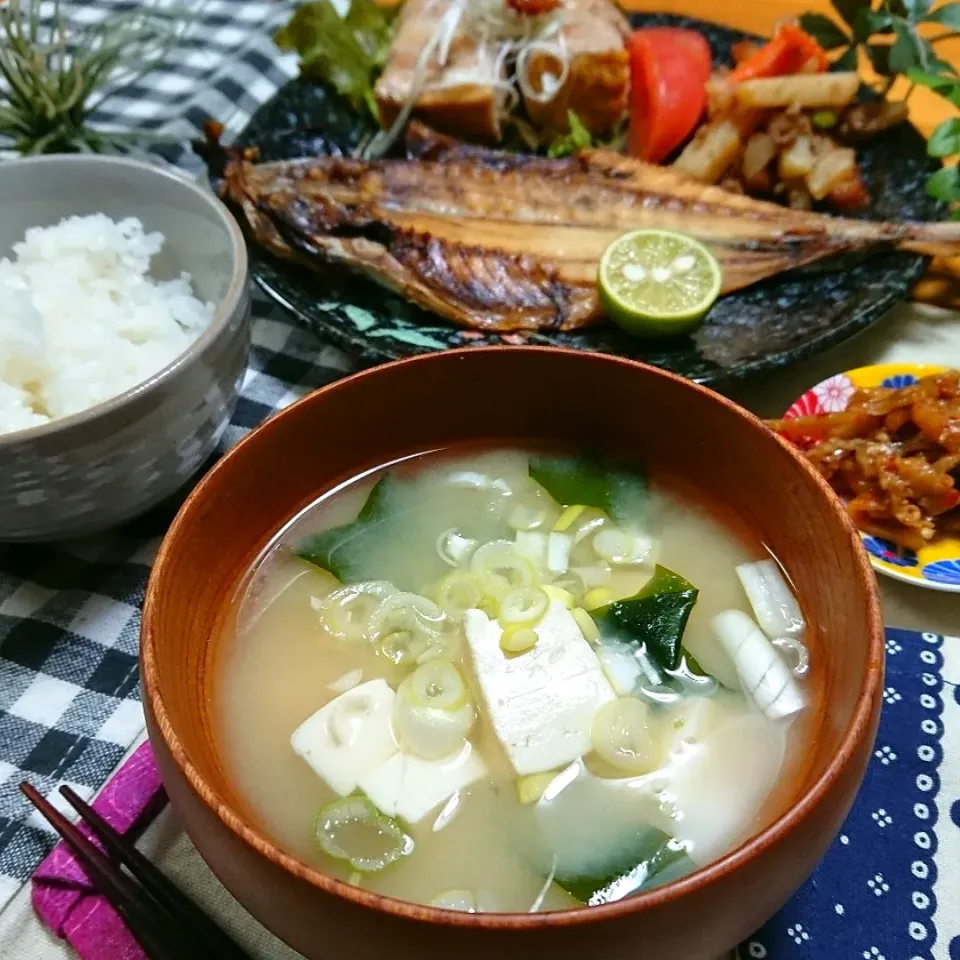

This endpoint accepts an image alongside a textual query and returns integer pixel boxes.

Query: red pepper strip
[728,23,829,83]
[779,23,830,73]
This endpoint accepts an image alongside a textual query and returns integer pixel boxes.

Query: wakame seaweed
[296,474,396,583]
[555,827,694,905]
[594,565,699,672]
[528,454,647,526]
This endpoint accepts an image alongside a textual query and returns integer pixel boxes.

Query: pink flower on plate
[784,389,824,420]
[812,374,855,413]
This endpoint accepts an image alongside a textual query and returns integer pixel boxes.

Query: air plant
[0,0,195,155]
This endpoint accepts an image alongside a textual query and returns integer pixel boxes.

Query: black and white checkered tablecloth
[0,0,354,909]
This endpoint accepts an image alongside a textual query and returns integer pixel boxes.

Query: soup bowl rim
[141,345,884,930]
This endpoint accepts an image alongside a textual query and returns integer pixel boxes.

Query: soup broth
[217,448,812,913]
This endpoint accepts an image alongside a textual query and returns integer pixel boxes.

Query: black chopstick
[57,785,252,960]
[21,782,195,960]
[20,782,255,960]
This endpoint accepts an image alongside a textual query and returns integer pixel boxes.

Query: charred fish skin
[257,187,597,332]
[218,122,960,335]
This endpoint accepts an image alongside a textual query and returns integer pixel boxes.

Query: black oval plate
[238,13,940,384]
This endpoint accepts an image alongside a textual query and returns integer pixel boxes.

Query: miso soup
[216,448,812,913]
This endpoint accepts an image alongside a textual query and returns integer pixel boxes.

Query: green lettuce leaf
[546,111,595,158]
[273,0,394,117]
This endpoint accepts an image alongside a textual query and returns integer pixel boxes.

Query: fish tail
[898,220,960,257]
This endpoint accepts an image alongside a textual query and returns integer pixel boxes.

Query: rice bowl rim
[0,153,249,447]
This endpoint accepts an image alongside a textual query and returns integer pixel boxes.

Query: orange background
[619,0,960,306]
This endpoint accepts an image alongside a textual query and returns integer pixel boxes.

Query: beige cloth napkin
[3,301,960,960]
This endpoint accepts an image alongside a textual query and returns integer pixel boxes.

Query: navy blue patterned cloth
[739,629,960,960]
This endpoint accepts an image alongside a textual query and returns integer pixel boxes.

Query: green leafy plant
[799,0,959,78]
[800,0,960,215]
[273,0,396,120]
[908,66,960,212]
[0,0,196,155]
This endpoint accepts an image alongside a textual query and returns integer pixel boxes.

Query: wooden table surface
[620,0,960,306]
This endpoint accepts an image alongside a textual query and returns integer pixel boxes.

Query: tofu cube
[359,742,487,824]
[464,601,616,776]
[290,679,398,797]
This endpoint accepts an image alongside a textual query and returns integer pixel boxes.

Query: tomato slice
[628,28,712,164]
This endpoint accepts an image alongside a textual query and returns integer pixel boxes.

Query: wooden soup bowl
[142,346,883,960]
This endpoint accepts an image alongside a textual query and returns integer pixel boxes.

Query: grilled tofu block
[374,0,504,144]
[522,0,631,136]
[373,0,630,144]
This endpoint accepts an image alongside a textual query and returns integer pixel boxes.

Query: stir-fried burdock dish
[770,371,960,551]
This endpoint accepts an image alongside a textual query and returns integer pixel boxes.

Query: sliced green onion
[572,607,600,644]
[568,507,610,544]
[516,771,558,804]
[312,581,398,642]
[394,663,475,759]
[735,560,805,640]
[593,529,654,566]
[379,630,428,665]
[553,504,586,532]
[542,585,575,609]
[583,587,614,612]
[436,528,478,567]
[500,625,539,653]
[470,540,537,597]
[368,592,448,665]
[498,585,549,627]
[408,659,469,710]
[590,698,661,775]
[315,796,414,872]
[432,570,486,618]
[547,532,573,574]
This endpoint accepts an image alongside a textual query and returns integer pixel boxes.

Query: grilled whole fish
[220,123,960,333]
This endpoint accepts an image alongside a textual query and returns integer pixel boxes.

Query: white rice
[0,214,215,436]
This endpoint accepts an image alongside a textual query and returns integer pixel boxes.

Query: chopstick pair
[21,781,255,960]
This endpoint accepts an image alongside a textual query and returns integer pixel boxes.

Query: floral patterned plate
[783,363,960,593]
